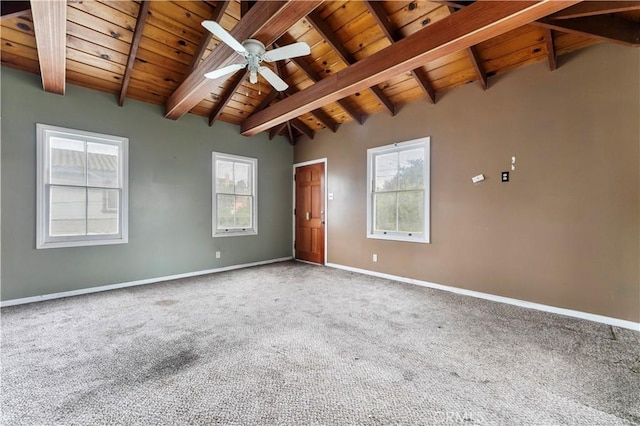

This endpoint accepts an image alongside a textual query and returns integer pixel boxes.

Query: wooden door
[295,162,325,264]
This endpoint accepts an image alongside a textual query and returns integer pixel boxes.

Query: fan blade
[263,42,310,62]
[258,66,288,91]
[201,21,247,54]
[204,63,246,80]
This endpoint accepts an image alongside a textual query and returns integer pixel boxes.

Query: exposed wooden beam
[253,90,279,114]
[2,1,30,19]
[187,1,231,75]
[441,0,640,46]
[165,1,321,120]
[550,1,640,19]
[365,0,437,104]
[284,53,365,124]
[290,118,315,140]
[31,0,66,95]
[544,29,557,71]
[269,122,288,140]
[270,54,339,133]
[119,0,150,106]
[241,0,580,136]
[308,107,339,133]
[369,86,397,115]
[273,59,300,144]
[432,1,476,9]
[467,46,487,90]
[307,10,397,116]
[411,69,437,104]
[208,70,248,126]
[364,1,397,41]
[286,122,296,145]
[240,1,257,18]
[538,15,640,46]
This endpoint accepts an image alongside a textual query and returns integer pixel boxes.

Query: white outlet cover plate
[472,174,485,183]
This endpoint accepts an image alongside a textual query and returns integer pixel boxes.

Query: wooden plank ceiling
[2,1,639,144]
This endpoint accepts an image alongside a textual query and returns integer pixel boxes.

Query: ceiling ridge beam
[307,10,397,116]
[208,69,248,126]
[165,0,322,120]
[549,1,640,19]
[186,1,231,76]
[240,0,581,136]
[119,0,150,106]
[364,0,437,103]
[31,0,66,95]
[537,15,640,46]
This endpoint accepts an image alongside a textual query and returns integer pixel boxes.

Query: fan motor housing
[242,39,266,56]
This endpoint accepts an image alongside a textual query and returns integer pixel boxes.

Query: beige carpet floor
[1,261,639,425]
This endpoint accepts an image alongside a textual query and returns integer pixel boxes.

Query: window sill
[36,237,128,249]
[367,234,430,244]
[212,230,257,238]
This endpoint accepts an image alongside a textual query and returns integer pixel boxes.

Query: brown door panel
[295,162,325,264]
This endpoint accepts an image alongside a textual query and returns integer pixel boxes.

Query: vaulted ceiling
[2,1,639,144]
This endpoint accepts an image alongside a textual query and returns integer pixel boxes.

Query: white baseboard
[326,262,640,332]
[1,257,292,308]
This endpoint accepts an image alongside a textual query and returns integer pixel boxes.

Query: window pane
[217,194,235,229]
[375,152,398,192]
[398,191,424,233]
[374,192,397,232]
[50,137,86,185]
[216,160,235,193]
[50,186,86,236]
[87,189,119,235]
[398,148,424,190]
[234,196,252,228]
[87,142,119,188]
[234,163,251,195]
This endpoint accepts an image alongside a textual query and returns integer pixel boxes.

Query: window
[36,124,128,249]
[212,152,257,237]
[367,137,430,243]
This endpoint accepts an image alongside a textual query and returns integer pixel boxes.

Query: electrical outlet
[373,254,378,262]
[216,251,221,259]
[501,171,509,182]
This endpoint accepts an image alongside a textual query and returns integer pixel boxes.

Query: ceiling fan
[201,21,310,92]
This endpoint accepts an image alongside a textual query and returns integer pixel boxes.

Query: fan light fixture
[201,21,311,92]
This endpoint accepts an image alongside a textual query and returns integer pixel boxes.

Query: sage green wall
[1,68,293,301]
[295,44,640,323]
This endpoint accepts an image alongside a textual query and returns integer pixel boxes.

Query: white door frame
[292,158,328,265]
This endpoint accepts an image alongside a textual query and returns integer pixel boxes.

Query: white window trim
[212,152,258,238]
[366,137,430,244]
[36,124,129,249]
